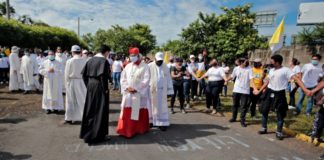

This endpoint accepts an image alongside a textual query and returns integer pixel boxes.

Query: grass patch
[191,82,322,137]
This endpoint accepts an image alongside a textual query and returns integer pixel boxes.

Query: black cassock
[80,56,110,144]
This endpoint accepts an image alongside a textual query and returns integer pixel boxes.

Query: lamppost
[77,17,94,38]
[6,0,10,19]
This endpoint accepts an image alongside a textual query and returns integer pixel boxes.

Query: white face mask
[130,56,138,63]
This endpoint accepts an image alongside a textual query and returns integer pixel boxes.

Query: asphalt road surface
[0,92,323,160]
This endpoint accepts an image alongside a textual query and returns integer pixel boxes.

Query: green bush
[0,17,87,50]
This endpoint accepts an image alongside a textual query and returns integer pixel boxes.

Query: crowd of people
[1,45,323,146]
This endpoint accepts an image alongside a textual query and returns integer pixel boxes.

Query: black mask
[254,63,261,68]
[156,60,163,66]
[269,64,274,68]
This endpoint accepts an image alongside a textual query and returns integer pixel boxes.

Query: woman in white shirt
[196,59,227,114]
[112,56,124,90]
[288,58,301,108]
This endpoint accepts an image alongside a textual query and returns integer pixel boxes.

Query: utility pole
[6,0,10,19]
[77,17,80,38]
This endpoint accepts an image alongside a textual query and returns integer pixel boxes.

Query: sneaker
[211,109,217,114]
[276,132,284,140]
[181,109,187,114]
[203,108,211,113]
[306,113,311,117]
[293,111,300,116]
[0,82,3,85]
[288,105,295,110]
[170,109,175,114]
[185,103,190,109]
[258,128,267,134]
[198,97,203,101]
[229,119,236,123]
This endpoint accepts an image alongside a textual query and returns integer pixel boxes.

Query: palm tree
[0,1,15,17]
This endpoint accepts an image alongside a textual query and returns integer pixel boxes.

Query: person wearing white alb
[55,46,68,93]
[8,46,24,92]
[296,54,322,116]
[64,45,87,124]
[20,49,37,94]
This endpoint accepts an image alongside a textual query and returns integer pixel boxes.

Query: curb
[191,105,324,148]
[283,127,324,148]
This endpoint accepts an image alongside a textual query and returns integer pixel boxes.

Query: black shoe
[53,110,59,114]
[149,123,153,128]
[170,109,175,114]
[23,91,30,94]
[276,132,284,140]
[241,121,247,127]
[258,128,267,134]
[64,120,72,124]
[320,154,324,160]
[229,119,236,123]
[159,126,167,131]
[46,110,52,114]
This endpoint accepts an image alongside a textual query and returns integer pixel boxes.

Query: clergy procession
[0,43,322,147]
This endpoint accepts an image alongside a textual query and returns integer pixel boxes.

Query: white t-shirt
[268,67,294,91]
[112,60,123,72]
[301,63,322,88]
[291,65,301,74]
[188,62,199,80]
[204,66,225,82]
[231,67,253,94]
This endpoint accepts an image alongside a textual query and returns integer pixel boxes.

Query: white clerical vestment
[64,55,87,121]
[20,55,36,91]
[55,53,67,93]
[120,61,150,120]
[9,52,23,91]
[148,62,174,126]
[39,59,64,110]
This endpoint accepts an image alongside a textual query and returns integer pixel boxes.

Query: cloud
[9,0,223,45]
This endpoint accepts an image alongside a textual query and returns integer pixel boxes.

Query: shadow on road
[0,151,32,160]
[0,118,27,124]
[91,123,230,148]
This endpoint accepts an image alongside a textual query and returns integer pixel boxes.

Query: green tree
[81,33,94,50]
[0,2,15,17]
[92,24,156,55]
[296,25,324,54]
[179,4,267,63]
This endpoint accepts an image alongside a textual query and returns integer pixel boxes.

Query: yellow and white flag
[269,17,285,54]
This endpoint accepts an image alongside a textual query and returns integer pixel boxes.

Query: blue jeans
[183,79,191,103]
[112,72,121,89]
[296,88,314,114]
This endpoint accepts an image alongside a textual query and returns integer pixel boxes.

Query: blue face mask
[311,60,319,66]
[48,55,55,61]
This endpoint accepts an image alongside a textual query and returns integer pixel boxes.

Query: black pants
[289,85,299,106]
[232,92,250,122]
[249,88,261,117]
[312,106,324,139]
[206,80,224,110]
[260,89,287,132]
[171,83,184,109]
[191,80,198,99]
[0,68,9,82]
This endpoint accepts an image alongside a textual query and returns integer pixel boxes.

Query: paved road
[0,94,323,160]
